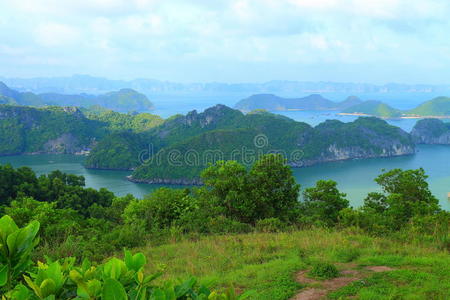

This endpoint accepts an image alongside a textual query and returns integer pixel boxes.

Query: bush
[0,215,251,299]
[207,216,253,234]
[308,262,340,279]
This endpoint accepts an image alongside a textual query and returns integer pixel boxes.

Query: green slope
[342,100,401,118]
[406,96,450,116]
[0,105,164,156]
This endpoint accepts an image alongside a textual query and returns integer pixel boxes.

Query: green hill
[84,105,415,181]
[342,100,402,118]
[0,81,154,112]
[406,96,450,116]
[234,94,362,111]
[0,105,163,156]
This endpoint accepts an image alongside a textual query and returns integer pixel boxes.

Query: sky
[1,0,450,84]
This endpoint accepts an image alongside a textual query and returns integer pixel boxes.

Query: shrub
[308,262,340,279]
[207,216,253,234]
[0,215,252,299]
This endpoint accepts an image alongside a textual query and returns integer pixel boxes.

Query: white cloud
[34,23,81,47]
[1,0,450,82]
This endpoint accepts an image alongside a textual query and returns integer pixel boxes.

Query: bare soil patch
[291,264,394,300]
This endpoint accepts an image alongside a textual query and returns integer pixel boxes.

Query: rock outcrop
[411,119,450,144]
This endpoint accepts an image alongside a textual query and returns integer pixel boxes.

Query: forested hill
[0,105,163,155]
[234,94,363,111]
[411,118,450,144]
[85,104,415,184]
[0,81,154,112]
[235,93,450,118]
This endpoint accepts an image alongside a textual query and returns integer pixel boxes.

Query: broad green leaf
[0,264,7,286]
[174,277,196,297]
[149,289,165,300]
[0,215,19,243]
[124,250,146,272]
[24,275,42,298]
[40,279,56,298]
[102,278,128,300]
[103,258,127,280]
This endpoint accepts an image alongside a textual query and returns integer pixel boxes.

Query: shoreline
[337,113,450,119]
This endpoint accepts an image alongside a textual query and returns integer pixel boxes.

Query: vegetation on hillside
[0,81,154,112]
[0,154,448,298]
[0,105,163,156]
[407,96,450,116]
[129,113,414,182]
[341,100,402,118]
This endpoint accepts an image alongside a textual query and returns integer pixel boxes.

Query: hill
[411,118,450,144]
[234,94,362,112]
[128,114,414,184]
[406,96,450,116]
[0,105,163,156]
[341,100,402,118]
[0,81,154,112]
[85,104,415,182]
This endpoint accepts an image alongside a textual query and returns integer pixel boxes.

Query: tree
[201,160,251,222]
[201,154,300,224]
[301,180,349,226]
[123,188,195,230]
[248,154,300,222]
[362,168,441,229]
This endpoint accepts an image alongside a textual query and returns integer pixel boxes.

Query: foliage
[301,180,349,226]
[407,96,450,116]
[0,216,251,299]
[201,154,300,224]
[308,262,340,279]
[342,100,402,118]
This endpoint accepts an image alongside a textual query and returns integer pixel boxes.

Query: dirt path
[291,265,394,300]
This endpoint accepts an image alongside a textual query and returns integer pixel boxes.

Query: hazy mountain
[406,97,450,116]
[234,94,363,111]
[3,75,450,97]
[341,100,402,118]
[0,82,154,112]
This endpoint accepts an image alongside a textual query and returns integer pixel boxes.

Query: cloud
[34,23,81,47]
[1,0,450,83]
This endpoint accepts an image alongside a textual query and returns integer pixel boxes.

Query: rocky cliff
[411,119,450,144]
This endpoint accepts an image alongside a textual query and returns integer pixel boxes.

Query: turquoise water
[0,145,449,210]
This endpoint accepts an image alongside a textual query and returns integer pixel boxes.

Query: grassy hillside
[138,229,450,300]
[406,96,450,116]
[342,100,402,118]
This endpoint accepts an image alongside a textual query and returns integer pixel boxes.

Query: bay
[0,144,448,210]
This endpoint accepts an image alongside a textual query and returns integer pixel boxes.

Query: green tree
[301,180,349,226]
[363,168,440,229]
[201,154,300,224]
[248,154,300,222]
[123,188,195,230]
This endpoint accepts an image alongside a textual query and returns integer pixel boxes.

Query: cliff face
[0,105,99,155]
[292,144,415,167]
[128,113,417,185]
[291,118,415,167]
[411,119,450,144]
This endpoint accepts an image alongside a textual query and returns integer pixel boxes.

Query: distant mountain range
[235,93,450,118]
[0,82,154,112]
[3,75,450,97]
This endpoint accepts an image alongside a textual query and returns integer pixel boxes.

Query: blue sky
[1,0,450,84]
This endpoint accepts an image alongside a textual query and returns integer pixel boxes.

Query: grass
[132,228,450,300]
